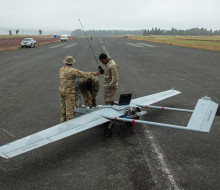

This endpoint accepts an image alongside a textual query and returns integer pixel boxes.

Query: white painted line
[178,79,187,81]
[49,44,66,48]
[0,128,15,137]
[137,128,180,189]
[99,38,103,45]
[137,43,157,47]
[63,43,77,48]
[102,45,111,58]
[147,131,179,189]
[100,38,111,58]
[126,43,144,47]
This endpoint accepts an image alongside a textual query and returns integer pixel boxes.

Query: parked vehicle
[60,35,68,41]
[21,38,36,48]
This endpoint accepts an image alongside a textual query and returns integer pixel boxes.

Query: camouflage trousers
[60,92,75,123]
[91,89,98,106]
[104,86,117,105]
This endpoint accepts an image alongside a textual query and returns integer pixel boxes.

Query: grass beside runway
[0,35,81,52]
[125,35,220,52]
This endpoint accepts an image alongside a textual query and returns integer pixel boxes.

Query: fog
[0,0,219,31]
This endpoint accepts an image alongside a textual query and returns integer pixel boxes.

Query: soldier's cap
[63,56,76,65]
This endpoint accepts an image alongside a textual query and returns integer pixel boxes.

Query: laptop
[117,93,132,105]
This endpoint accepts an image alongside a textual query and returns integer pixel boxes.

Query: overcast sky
[1,0,219,31]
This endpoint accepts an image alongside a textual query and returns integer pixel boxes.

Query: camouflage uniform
[59,56,96,123]
[103,59,119,105]
[79,76,100,107]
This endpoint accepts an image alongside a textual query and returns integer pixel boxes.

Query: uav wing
[0,108,122,159]
[130,88,181,106]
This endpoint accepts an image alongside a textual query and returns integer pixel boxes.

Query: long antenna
[78,19,100,67]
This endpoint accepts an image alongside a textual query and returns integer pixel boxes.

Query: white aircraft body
[0,89,218,159]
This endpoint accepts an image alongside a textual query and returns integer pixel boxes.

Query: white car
[21,38,36,48]
[60,35,68,41]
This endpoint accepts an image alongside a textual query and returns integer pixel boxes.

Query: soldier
[78,76,100,107]
[59,56,98,123]
[98,53,119,105]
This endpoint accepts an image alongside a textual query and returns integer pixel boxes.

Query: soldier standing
[59,56,98,123]
[78,76,100,107]
[98,53,119,105]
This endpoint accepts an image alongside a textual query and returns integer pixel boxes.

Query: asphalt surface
[0,37,219,190]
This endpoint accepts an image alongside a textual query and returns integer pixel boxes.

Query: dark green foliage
[71,29,144,36]
[71,28,220,36]
[143,28,220,36]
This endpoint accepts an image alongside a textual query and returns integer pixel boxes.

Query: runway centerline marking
[49,44,66,48]
[63,43,77,48]
[102,45,111,58]
[99,39,111,58]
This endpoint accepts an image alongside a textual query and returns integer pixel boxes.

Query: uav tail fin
[187,97,218,132]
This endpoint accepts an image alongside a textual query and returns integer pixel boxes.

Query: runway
[0,37,219,190]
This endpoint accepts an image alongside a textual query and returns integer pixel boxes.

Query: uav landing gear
[126,123,137,134]
[104,122,114,137]
[104,119,138,137]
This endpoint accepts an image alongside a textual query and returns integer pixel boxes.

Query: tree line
[71,29,144,36]
[71,28,220,36]
[143,28,220,36]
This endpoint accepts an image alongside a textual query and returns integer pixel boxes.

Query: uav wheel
[104,127,112,137]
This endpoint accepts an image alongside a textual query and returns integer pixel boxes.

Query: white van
[60,35,68,41]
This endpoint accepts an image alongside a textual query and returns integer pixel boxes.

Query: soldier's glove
[85,97,90,102]
[88,99,91,105]
[98,66,104,74]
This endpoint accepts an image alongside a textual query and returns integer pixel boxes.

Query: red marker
[131,119,135,126]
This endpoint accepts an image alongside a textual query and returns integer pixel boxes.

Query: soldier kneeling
[79,76,100,107]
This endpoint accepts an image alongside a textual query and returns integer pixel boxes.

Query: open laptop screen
[118,93,132,105]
